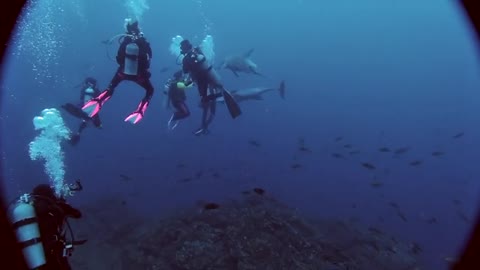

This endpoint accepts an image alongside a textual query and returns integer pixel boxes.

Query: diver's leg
[172,102,190,120]
[92,115,102,128]
[205,99,216,126]
[82,70,122,117]
[168,101,188,130]
[125,75,154,124]
[78,120,87,134]
[194,103,209,136]
[197,79,209,103]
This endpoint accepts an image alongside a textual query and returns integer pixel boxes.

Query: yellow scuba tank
[124,42,139,75]
[9,194,46,269]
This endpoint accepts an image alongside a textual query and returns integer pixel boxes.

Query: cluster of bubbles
[28,108,71,197]
[193,0,214,38]
[11,0,81,86]
[124,0,150,22]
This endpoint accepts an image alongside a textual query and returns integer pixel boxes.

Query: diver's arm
[59,203,82,219]
[116,40,127,65]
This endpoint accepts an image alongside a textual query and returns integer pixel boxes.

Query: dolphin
[220,49,264,77]
[217,81,285,103]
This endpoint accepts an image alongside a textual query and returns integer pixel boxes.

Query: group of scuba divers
[7,19,244,270]
[62,18,241,145]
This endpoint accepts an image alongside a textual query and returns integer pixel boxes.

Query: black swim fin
[62,103,90,120]
[69,133,81,146]
[221,89,242,119]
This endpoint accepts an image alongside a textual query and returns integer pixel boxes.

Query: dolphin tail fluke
[244,48,255,58]
[278,80,286,100]
[222,88,242,119]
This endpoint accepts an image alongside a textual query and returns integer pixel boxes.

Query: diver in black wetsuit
[165,70,193,130]
[82,18,154,125]
[9,183,86,270]
[179,39,241,135]
[61,77,102,145]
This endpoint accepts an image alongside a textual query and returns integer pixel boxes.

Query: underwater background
[1,0,480,269]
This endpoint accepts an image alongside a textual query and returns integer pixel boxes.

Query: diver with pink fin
[82,18,154,124]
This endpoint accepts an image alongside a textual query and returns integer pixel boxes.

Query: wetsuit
[32,186,82,270]
[105,34,154,104]
[83,33,154,124]
[182,47,221,134]
[167,80,191,121]
[78,84,101,133]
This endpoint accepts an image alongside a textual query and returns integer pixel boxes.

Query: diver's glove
[65,180,83,197]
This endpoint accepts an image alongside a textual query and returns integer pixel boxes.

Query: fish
[453,132,464,139]
[349,150,361,155]
[457,210,471,223]
[291,163,302,169]
[253,188,265,195]
[298,137,305,146]
[397,211,408,222]
[431,151,445,157]
[178,177,193,183]
[177,163,187,168]
[217,81,286,103]
[410,242,422,254]
[409,160,423,166]
[378,147,391,152]
[119,174,132,182]
[195,171,203,179]
[394,147,410,155]
[220,49,264,77]
[203,202,220,210]
[331,153,345,159]
[388,202,399,209]
[298,146,312,153]
[335,136,343,142]
[426,217,438,224]
[248,139,261,147]
[361,162,376,170]
[343,144,353,149]
[370,180,383,188]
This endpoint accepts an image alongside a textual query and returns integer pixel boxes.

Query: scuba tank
[124,42,139,75]
[192,47,221,84]
[9,194,46,269]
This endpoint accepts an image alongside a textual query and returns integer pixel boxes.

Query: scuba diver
[61,77,102,146]
[82,18,154,124]
[8,181,86,270]
[179,39,242,135]
[164,70,193,130]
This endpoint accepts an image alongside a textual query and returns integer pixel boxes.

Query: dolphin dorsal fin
[243,48,255,58]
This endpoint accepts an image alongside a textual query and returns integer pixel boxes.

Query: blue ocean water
[1,0,480,269]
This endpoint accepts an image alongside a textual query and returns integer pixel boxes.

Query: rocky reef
[70,192,422,270]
